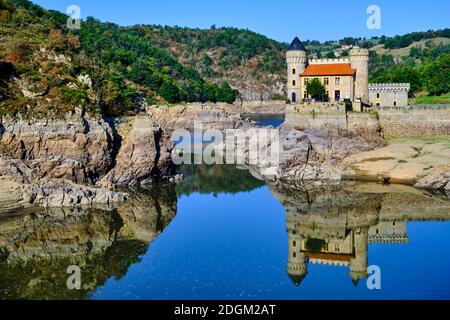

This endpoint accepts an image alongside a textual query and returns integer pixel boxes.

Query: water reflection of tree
[0,184,177,300]
[176,165,265,196]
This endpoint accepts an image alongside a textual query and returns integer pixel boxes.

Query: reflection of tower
[287,225,308,286]
[286,37,307,104]
[349,228,369,286]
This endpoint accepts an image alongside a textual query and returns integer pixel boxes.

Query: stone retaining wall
[284,104,381,139]
[379,108,450,137]
[284,103,450,138]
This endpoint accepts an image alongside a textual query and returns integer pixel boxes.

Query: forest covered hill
[1,0,449,119]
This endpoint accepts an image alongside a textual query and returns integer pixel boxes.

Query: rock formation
[0,110,177,208]
[99,116,177,188]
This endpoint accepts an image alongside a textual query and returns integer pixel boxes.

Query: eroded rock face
[277,127,385,181]
[99,116,177,188]
[220,125,385,183]
[147,104,252,131]
[0,110,114,184]
[0,111,178,208]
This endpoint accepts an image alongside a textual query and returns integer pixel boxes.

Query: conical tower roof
[287,37,306,52]
[288,273,307,287]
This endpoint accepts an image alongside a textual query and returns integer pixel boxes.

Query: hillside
[1,0,449,117]
[0,0,241,117]
[124,25,288,101]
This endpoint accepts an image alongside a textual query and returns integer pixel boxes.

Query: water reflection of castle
[269,182,450,286]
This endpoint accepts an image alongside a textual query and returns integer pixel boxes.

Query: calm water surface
[1,163,450,300]
[0,116,449,300]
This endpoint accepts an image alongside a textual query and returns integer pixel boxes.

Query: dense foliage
[1,0,449,116]
[381,29,450,49]
[370,43,450,96]
[0,0,239,117]
[77,18,239,104]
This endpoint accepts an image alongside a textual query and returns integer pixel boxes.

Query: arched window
[292,68,296,75]
[292,92,297,103]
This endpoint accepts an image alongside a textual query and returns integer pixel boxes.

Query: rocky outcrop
[343,137,450,194]
[0,110,178,208]
[99,116,178,188]
[219,124,385,183]
[147,103,252,131]
[0,109,114,184]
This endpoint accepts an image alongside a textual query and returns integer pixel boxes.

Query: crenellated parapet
[309,58,350,65]
[369,83,411,92]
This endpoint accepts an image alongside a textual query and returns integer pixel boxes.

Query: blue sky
[31,0,449,43]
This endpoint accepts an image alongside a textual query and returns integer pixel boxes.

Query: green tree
[325,51,336,59]
[306,78,326,100]
[159,80,180,103]
[216,81,238,104]
[421,53,450,96]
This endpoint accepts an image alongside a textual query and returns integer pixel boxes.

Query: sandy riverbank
[343,136,450,190]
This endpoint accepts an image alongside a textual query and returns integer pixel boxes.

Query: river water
[1,116,450,300]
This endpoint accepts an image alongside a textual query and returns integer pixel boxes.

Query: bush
[61,88,88,106]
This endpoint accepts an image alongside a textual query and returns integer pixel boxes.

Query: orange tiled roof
[301,64,356,77]
[305,252,353,263]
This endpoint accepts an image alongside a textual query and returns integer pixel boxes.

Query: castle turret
[349,228,369,286]
[349,46,369,103]
[286,37,307,104]
[287,227,308,286]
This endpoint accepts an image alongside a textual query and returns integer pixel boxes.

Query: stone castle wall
[379,108,450,137]
[284,103,381,138]
[284,103,450,138]
[369,83,410,107]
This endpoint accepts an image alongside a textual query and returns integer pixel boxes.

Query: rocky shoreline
[0,109,176,208]
[0,103,449,210]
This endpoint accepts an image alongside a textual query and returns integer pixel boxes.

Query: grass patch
[409,93,450,105]
[386,136,450,145]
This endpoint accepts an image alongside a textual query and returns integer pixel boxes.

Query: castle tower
[286,37,307,104]
[349,228,369,286]
[349,46,369,103]
[287,227,308,286]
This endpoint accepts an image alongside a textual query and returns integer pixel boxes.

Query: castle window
[335,77,341,85]
[376,103,380,107]
[291,92,297,103]
[393,101,397,107]
[377,93,380,99]
[292,80,296,86]
[324,244,329,251]
[335,245,340,253]
[324,77,329,85]
[293,241,297,247]
[292,68,296,75]
[293,252,297,258]
[304,78,309,86]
